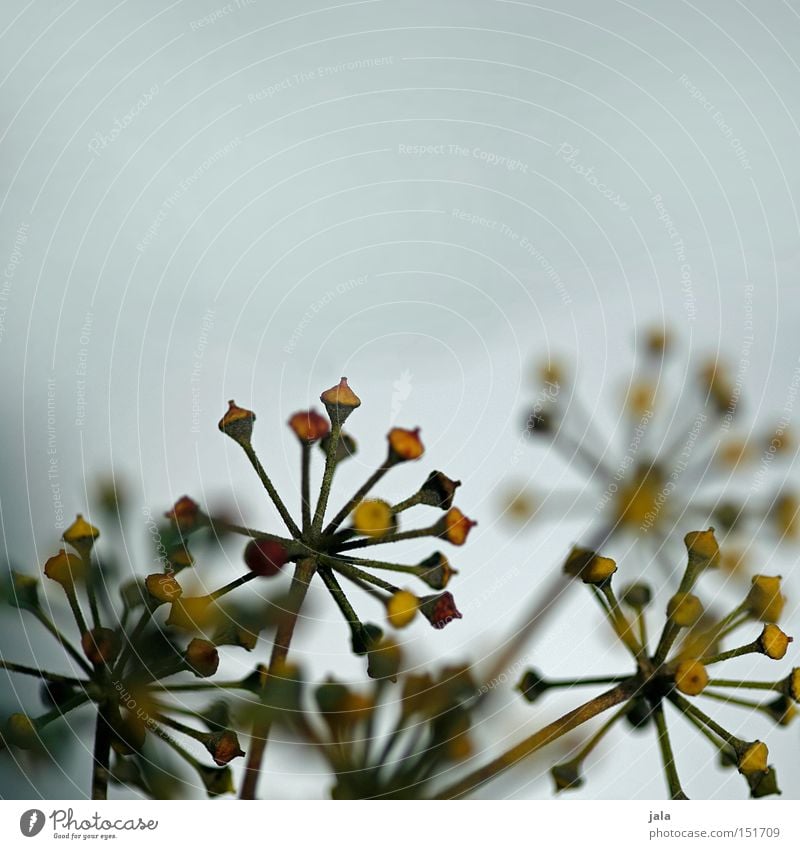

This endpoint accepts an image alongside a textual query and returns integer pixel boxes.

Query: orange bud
[43,550,85,589]
[288,409,330,443]
[81,628,120,666]
[438,508,476,546]
[320,377,361,424]
[387,427,424,462]
[218,400,255,445]
[186,638,220,678]
[62,514,100,553]
[165,496,201,531]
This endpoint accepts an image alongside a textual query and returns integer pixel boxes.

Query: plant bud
[764,696,796,727]
[517,669,549,704]
[367,638,403,681]
[551,762,583,792]
[419,592,462,629]
[319,431,357,461]
[667,593,704,628]
[350,622,382,656]
[81,628,121,666]
[218,400,255,446]
[418,471,462,510]
[563,547,616,585]
[166,595,214,631]
[243,539,289,577]
[772,492,799,538]
[43,550,85,589]
[186,638,220,678]
[387,427,424,463]
[437,507,477,546]
[197,764,235,797]
[288,409,330,443]
[7,571,40,611]
[746,575,786,623]
[386,591,418,628]
[747,766,781,798]
[145,573,183,604]
[416,552,457,590]
[782,668,800,702]
[62,514,100,555]
[205,730,245,766]
[621,582,652,610]
[737,741,768,776]
[352,500,396,538]
[3,714,38,750]
[758,624,792,660]
[164,496,201,531]
[320,377,361,425]
[674,659,708,696]
[684,529,720,568]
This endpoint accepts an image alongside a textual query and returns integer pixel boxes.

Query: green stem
[91,703,113,800]
[653,702,688,800]
[209,571,258,601]
[0,660,87,687]
[669,693,743,749]
[701,642,759,666]
[311,422,342,536]
[336,524,437,552]
[239,557,317,799]
[317,566,362,635]
[243,444,301,538]
[392,493,424,514]
[323,464,391,535]
[706,678,781,692]
[301,443,312,532]
[32,610,92,675]
[434,681,635,799]
[201,515,294,547]
[64,587,89,637]
[323,556,398,594]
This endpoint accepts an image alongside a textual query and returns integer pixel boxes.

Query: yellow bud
[684,529,720,567]
[62,514,100,552]
[667,593,704,628]
[320,377,361,424]
[43,550,85,589]
[584,555,617,585]
[746,575,786,623]
[386,591,418,629]
[145,573,183,604]
[674,659,708,696]
[4,714,38,749]
[759,624,792,660]
[166,595,215,631]
[738,741,768,776]
[439,507,477,546]
[352,499,395,538]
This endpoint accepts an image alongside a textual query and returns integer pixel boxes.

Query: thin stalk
[323,463,391,535]
[669,693,742,748]
[392,493,424,514]
[311,422,342,536]
[64,587,89,637]
[301,443,312,532]
[317,566,362,633]
[705,678,781,692]
[323,556,398,594]
[434,681,635,799]
[0,660,87,687]
[32,610,93,675]
[701,642,759,666]
[242,443,301,538]
[209,571,258,601]
[239,557,317,799]
[556,702,630,770]
[653,702,688,800]
[91,703,113,800]
[600,583,642,658]
[83,555,101,631]
[113,604,156,678]
[202,515,293,546]
[337,524,437,552]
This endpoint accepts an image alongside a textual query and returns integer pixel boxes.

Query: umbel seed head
[218,400,256,446]
[320,377,361,425]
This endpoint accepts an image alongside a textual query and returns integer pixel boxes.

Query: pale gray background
[1,0,800,800]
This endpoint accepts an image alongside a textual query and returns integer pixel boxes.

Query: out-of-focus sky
[1,0,799,800]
